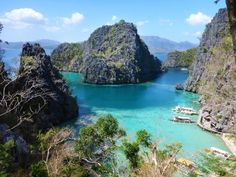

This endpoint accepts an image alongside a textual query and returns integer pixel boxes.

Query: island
[51,20,162,84]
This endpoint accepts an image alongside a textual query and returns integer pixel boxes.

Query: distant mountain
[141,36,197,54]
[1,39,60,50]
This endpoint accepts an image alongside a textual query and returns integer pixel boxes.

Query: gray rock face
[52,21,162,84]
[185,9,229,92]
[0,124,29,165]
[185,8,236,133]
[162,48,196,69]
[175,84,184,90]
[0,43,79,139]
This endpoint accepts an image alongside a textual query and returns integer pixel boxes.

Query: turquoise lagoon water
[6,48,224,157]
[62,69,229,158]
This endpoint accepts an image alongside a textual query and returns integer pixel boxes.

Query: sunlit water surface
[62,69,229,158]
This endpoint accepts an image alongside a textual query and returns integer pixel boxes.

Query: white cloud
[62,12,84,25]
[112,15,118,21]
[159,19,173,26]
[5,8,46,23]
[0,18,31,29]
[0,8,47,29]
[136,20,149,27]
[186,12,211,25]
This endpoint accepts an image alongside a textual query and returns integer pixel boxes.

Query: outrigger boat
[206,147,230,159]
[172,106,198,115]
[171,116,195,123]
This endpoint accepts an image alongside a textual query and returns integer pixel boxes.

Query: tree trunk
[226,0,236,60]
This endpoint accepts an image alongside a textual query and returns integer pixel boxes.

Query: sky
[0,0,226,43]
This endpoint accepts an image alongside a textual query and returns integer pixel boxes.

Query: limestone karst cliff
[0,43,78,138]
[51,21,162,84]
[185,8,236,133]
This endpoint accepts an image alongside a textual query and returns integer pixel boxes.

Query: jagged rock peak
[21,43,47,58]
[51,20,162,84]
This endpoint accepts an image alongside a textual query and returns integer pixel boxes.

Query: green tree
[0,140,15,177]
[31,161,48,177]
[197,153,236,177]
[136,129,152,148]
[75,114,126,167]
[122,130,151,169]
[122,140,140,168]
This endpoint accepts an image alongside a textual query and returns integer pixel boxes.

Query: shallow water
[62,69,229,158]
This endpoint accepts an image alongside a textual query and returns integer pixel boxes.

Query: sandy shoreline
[197,112,236,155]
[221,134,236,156]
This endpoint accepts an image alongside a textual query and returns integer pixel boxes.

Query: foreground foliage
[0,140,14,177]
[197,153,236,177]
[75,114,126,175]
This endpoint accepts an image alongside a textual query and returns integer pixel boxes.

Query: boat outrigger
[206,147,230,159]
[205,147,236,161]
[172,106,198,115]
[171,116,195,123]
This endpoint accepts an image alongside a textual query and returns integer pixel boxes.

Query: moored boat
[171,116,195,123]
[172,106,198,115]
[206,147,231,160]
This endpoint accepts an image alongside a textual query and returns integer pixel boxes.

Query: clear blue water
[62,70,229,158]
[2,48,229,157]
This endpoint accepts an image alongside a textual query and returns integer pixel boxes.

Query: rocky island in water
[0,1,236,177]
[51,20,162,84]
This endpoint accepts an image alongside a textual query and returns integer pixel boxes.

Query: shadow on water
[61,69,230,154]
[62,69,190,110]
[60,104,97,136]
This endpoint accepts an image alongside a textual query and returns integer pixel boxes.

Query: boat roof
[210,147,229,155]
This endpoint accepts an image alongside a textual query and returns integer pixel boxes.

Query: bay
[62,70,229,157]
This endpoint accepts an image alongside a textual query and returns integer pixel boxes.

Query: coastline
[197,111,236,155]
[221,133,236,156]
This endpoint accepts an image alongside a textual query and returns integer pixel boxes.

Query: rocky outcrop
[0,124,29,165]
[0,43,78,139]
[52,20,162,84]
[185,9,230,92]
[175,84,184,90]
[51,42,85,72]
[185,8,236,133]
[162,48,196,69]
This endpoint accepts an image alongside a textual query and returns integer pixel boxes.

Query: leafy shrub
[31,161,48,177]
[0,140,15,177]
